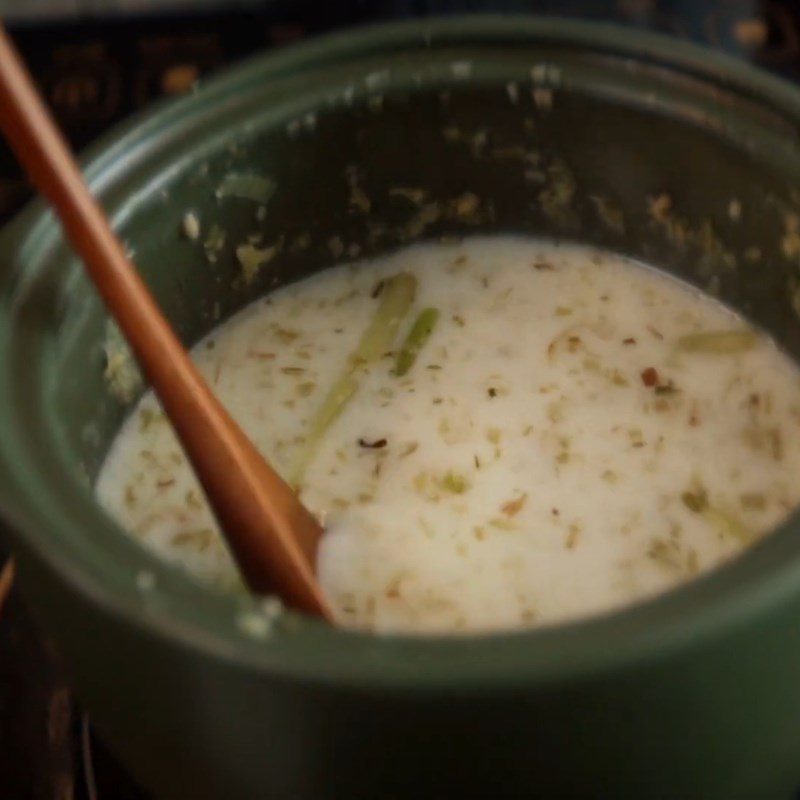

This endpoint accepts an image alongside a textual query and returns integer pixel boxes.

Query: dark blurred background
[0,1,797,797]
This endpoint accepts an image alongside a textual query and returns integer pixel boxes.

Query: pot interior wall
[16,57,800,519]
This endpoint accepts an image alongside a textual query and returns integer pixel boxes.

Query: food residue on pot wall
[103,321,142,404]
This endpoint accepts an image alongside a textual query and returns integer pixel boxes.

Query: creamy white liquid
[97,237,800,634]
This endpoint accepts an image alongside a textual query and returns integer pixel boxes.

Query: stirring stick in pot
[0,24,332,620]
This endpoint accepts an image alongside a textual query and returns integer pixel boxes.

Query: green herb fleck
[438,470,470,494]
[394,307,440,377]
[353,273,417,365]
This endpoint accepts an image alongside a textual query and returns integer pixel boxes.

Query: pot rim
[4,14,800,690]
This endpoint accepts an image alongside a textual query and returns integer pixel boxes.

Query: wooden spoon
[0,25,332,620]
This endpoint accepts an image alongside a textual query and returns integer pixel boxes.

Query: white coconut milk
[97,237,800,633]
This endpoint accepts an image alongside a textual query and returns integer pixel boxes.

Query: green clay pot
[2,16,800,799]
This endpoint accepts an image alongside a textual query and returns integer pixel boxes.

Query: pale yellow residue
[181,212,200,240]
[203,223,226,263]
[647,193,736,275]
[538,158,576,227]
[530,63,559,111]
[103,321,142,403]
[450,192,480,220]
[648,193,673,224]
[236,243,278,286]
[590,195,625,235]
[390,187,427,205]
[532,87,553,110]
[404,202,441,239]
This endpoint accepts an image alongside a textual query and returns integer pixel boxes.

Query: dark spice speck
[641,367,659,387]
[358,437,388,449]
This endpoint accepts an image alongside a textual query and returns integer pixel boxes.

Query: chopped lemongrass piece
[352,273,417,365]
[290,273,416,485]
[236,243,277,285]
[394,307,440,376]
[675,330,757,354]
[289,375,358,487]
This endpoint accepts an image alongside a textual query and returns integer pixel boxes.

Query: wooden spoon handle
[0,25,330,619]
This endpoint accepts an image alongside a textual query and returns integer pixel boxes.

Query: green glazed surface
[3,16,800,798]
